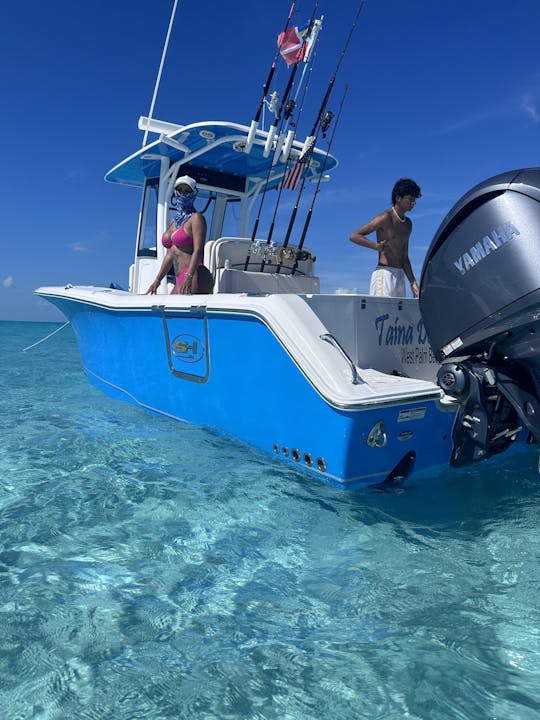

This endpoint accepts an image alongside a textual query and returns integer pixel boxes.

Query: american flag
[278,136,315,191]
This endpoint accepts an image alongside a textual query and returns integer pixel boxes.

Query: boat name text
[375,314,437,364]
[375,314,428,346]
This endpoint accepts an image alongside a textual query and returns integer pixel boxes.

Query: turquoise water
[2,320,540,720]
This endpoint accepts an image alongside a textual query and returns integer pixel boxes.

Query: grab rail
[320,333,362,385]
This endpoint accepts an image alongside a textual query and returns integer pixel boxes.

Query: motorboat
[36,10,540,488]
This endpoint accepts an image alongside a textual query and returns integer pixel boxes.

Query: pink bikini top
[162,224,193,249]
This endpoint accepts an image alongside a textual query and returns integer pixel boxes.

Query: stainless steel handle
[320,333,362,385]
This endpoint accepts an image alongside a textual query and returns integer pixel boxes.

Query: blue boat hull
[46,294,457,488]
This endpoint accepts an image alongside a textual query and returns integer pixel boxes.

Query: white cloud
[334,286,359,295]
[522,96,540,123]
[435,90,540,135]
[64,168,84,182]
[2,276,14,288]
[68,242,87,253]
[434,108,500,136]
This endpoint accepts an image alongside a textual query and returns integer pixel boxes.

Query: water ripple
[2,322,540,719]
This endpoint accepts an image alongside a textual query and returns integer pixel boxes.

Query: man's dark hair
[392,178,421,205]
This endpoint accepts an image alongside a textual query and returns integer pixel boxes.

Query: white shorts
[369,265,406,298]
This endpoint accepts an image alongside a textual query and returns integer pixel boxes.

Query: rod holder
[263,125,277,158]
[245,120,258,154]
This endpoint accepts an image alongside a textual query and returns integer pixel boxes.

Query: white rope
[22,321,71,352]
[142,0,179,147]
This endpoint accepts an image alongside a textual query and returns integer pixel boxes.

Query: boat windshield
[137,179,158,258]
[221,197,242,239]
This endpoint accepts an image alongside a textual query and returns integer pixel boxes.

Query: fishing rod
[258,37,320,272]
[274,15,323,166]
[302,0,365,156]
[262,4,321,158]
[262,61,300,158]
[274,109,332,274]
[291,84,349,275]
[276,0,366,268]
[243,3,322,271]
[244,2,297,155]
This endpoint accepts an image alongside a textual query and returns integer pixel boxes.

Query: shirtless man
[350,178,422,298]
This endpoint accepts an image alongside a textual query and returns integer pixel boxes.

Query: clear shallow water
[1,320,540,720]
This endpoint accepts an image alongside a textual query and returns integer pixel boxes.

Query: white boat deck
[37,285,444,410]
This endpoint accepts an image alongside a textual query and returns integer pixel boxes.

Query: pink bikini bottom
[176,264,204,285]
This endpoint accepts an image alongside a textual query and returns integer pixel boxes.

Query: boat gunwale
[36,285,444,411]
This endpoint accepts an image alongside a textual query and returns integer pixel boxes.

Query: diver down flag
[277,26,309,66]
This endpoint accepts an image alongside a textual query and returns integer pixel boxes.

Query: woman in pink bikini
[146,175,214,295]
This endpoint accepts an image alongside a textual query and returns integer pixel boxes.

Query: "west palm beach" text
[375,313,437,364]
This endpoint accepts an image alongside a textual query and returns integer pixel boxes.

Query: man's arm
[402,253,419,298]
[349,212,386,251]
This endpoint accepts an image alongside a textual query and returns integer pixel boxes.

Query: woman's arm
[146,248,173,294]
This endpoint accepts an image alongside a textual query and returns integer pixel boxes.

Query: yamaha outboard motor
[419,168,540,467]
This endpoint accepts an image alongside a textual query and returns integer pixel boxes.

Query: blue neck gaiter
[174,191,196,227]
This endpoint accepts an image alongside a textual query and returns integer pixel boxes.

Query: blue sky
[1,0,539,321]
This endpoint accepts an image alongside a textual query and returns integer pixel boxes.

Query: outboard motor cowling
[420,168,540,466]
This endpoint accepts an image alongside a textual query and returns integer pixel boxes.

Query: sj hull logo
[171,334,205,364]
